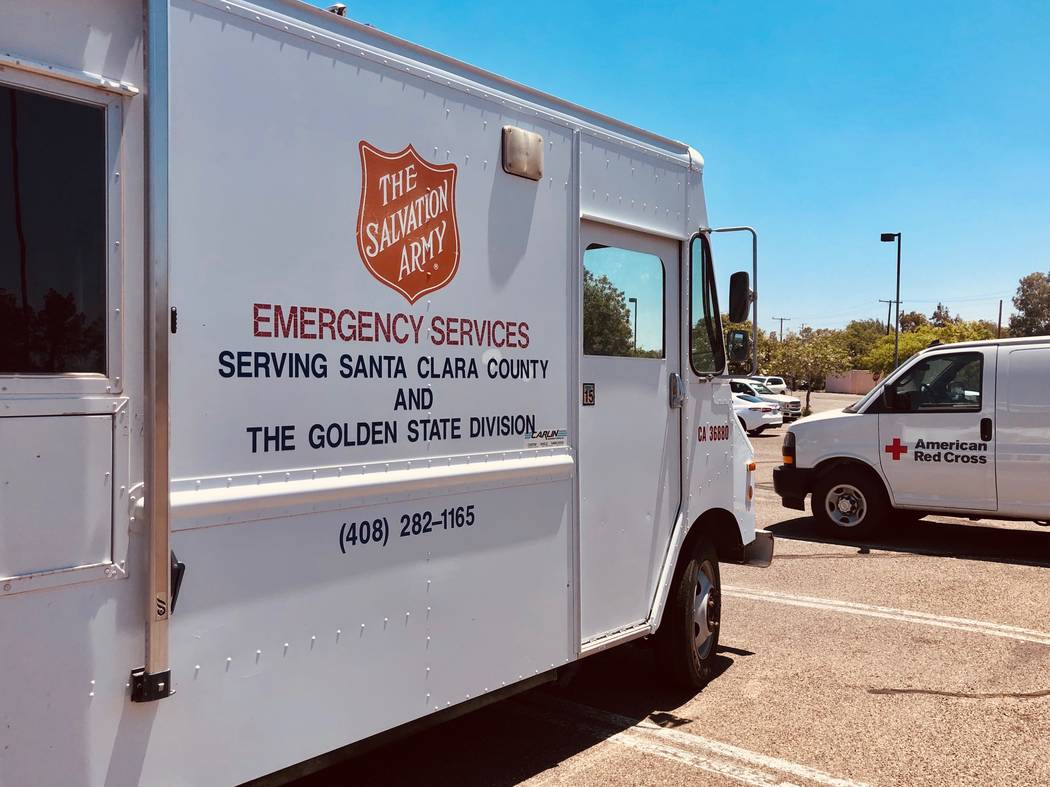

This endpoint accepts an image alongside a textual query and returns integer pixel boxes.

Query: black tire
[655,537,721,690]
[812,465,889,539]
[738,417,748,432]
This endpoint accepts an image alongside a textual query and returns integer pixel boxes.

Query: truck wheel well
[814,458,889,499]
[684,508,743,564]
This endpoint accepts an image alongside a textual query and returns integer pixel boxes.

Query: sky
[310,0,1050,333]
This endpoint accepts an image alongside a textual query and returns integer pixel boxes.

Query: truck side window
[887,352,982,412]
[689,235,725,375]
[582,245,664,358]
[0,83,107,374]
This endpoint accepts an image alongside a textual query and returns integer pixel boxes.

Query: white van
[775,337,1050,536]
[0,2,771,784]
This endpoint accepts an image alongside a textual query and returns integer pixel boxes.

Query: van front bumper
[773,465,815,511]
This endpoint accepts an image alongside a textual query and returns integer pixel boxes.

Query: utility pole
[877,299,895,335]
[880,233,903,368]
[772,316,791,341]
[997,299,1003,338]
[628,297,638,350]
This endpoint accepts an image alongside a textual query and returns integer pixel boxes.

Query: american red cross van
[775,337,1050,537]
[0,2,773,784]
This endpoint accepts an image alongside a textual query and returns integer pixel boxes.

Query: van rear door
[877,347,997,511]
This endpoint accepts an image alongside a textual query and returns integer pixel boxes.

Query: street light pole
[628,297,638,351]
[881,232,902,368]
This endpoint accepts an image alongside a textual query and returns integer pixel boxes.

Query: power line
[877,299,898,335]
[771,316,791,340]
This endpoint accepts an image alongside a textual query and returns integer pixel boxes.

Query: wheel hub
[826,483,867,527]
[693,564,719,658]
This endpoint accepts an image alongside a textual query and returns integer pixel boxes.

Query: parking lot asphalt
[291,392,1050,787]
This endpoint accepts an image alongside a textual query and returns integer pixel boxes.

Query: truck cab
[774,338,1050,536]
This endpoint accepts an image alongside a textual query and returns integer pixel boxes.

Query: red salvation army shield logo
[356,141,460,304]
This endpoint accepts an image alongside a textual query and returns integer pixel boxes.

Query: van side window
[582,245,664,358]
[0,84,107,374]
[689,235,725,375]
[887,352,982,412]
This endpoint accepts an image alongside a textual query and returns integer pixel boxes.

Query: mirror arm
[702,226,759,375]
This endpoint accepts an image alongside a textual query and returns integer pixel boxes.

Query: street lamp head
[880,233,898,242]
[628,297,637,304]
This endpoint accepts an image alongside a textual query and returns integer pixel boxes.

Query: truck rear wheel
[812,466,888,539]
[656,537,721,690]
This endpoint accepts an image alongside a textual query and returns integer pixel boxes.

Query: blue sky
[310,0,1050,332]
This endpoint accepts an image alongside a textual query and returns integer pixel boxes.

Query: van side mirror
[727,329,751,363]
[881,384,897,410]
[728,271,751,323]
[882,383,913,412]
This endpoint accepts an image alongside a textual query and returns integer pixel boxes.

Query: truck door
[995,344,1050,519]
[877,347,997,511]
[578,221,681,641]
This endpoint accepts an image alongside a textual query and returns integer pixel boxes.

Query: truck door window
[1,84,107,374]
[887,352,982,412]
[689,235,725,375]
[582,245,664,358]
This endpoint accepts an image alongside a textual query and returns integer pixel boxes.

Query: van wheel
[812,467,888,539]
[656,537,721,690]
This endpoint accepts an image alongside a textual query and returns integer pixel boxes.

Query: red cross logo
[884,437,908,461]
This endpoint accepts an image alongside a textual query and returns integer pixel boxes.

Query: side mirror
[727,329,751,363]
[728,271,751,323]
[882,384,913,411]
[881,384,897,410]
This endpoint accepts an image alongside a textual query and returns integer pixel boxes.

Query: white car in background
[750,375,789,395]
[733,393,783,436]
[730,379,803,421]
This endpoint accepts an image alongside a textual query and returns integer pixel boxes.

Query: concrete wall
[826,369,881,395]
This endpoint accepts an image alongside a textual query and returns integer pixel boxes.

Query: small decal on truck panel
[527,428,568,448]
[357,141,460,304]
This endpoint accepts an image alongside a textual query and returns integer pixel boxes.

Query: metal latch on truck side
[669,373,686,409]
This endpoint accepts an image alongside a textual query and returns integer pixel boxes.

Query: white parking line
[723,586,1050,646]
[514,695,870,787]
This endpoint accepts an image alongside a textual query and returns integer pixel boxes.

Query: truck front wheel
[656,537,721,690]
[812,466,888,539]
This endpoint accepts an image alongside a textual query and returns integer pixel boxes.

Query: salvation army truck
[775,337,1050,537]
[0,2,772,784]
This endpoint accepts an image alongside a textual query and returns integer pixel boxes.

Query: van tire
[655,537,721,690]
[812,466,888,539]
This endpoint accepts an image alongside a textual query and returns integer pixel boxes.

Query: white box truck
[775,337,1050,536]
[0,2,771,783]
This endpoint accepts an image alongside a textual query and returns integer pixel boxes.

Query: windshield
[751,383,773,394]
[736,394,762,403]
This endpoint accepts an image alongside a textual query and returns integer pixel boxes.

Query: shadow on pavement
[768,513,1050,568]
[293,643,743,786]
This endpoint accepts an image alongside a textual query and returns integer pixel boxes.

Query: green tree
[1008,271,1050,337]
[898,311,929,332]
[861,320,998,375]
[583,268,634,356]
[769,329,850,414]
[840,318,885,367]
[930,302,959,328]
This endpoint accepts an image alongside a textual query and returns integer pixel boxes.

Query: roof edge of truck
[256,0,700,166]
[917,336,1050,354]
